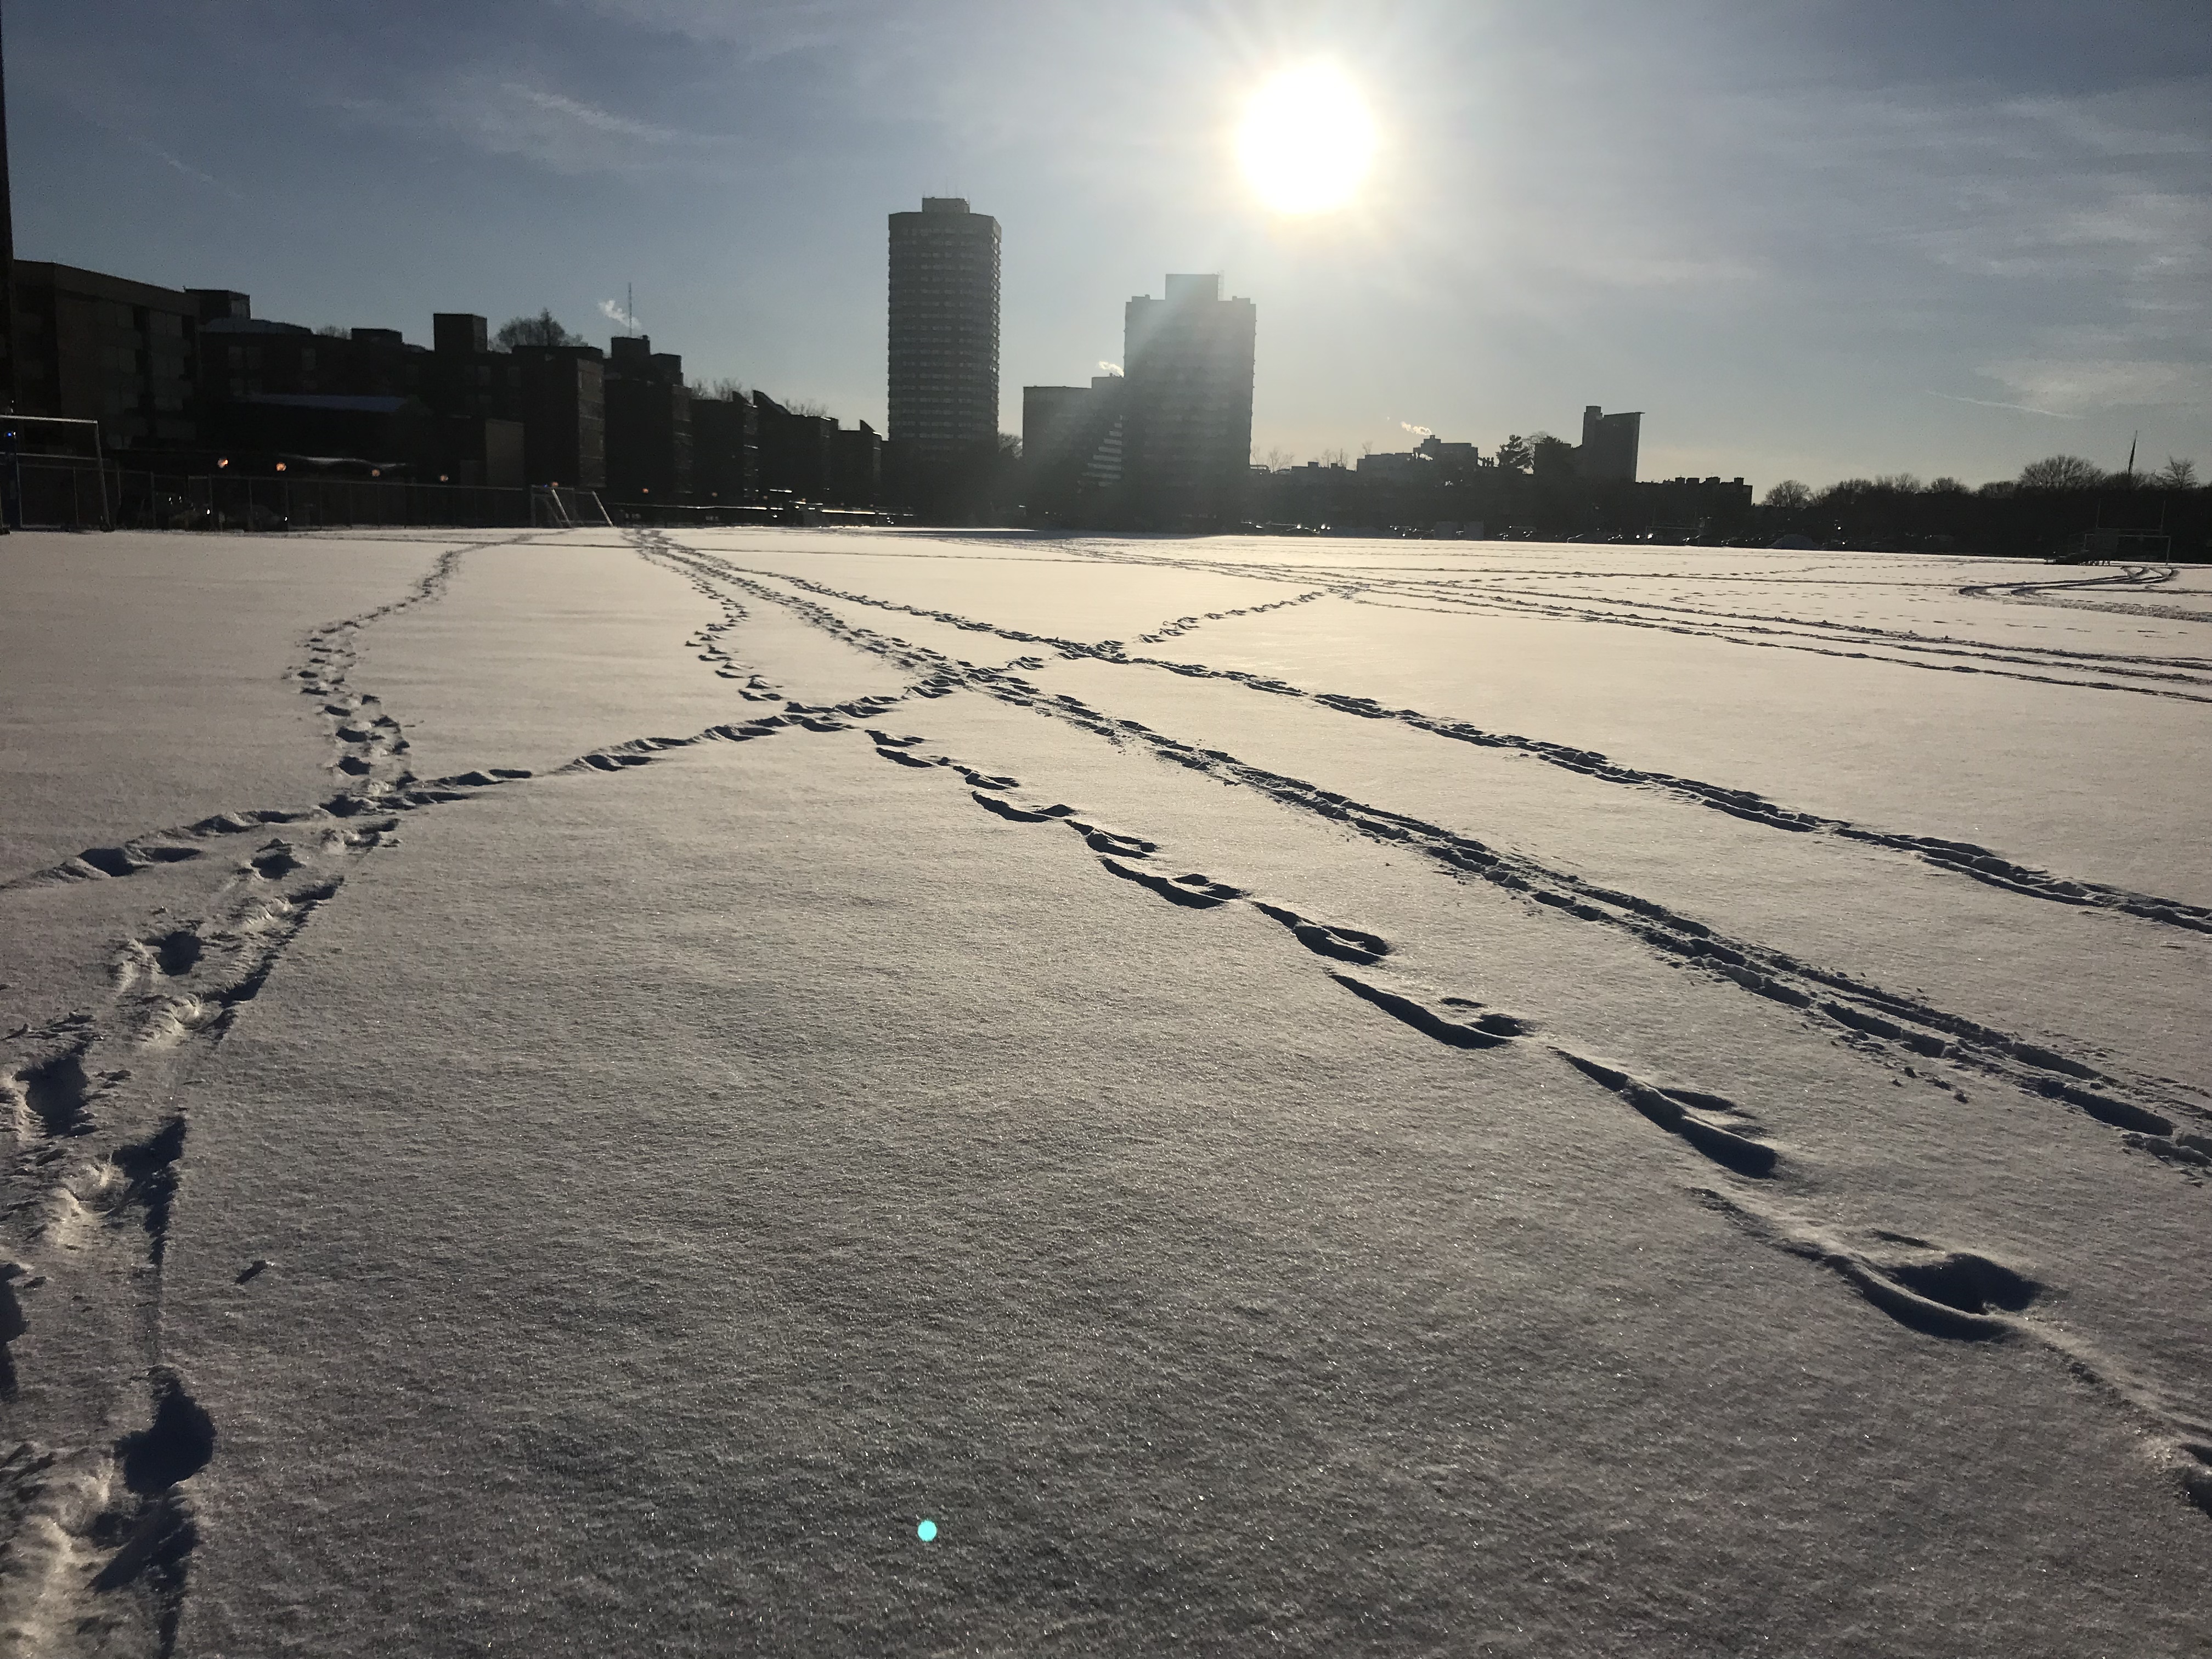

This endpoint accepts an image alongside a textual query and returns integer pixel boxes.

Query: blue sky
[13,0,2210,488]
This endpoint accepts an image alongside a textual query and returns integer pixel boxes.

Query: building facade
[1121,274,1255,528]
[887,196,1000,515]
[512,343,606,489]
[603,334,691,502]
[691,392,758,505]
[10,261,201,453]
[1576,405,1641,482]
[1021,374,1125,524]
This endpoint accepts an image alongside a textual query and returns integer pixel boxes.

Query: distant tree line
[1756,454,2206,558]
[1244,442,2207,557]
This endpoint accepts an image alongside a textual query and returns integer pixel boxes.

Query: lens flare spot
[1238,65,1377,215]
[917,1518,939,1542]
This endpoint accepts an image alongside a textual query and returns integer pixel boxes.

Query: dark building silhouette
[1122,274,1255,528]
[831,420,883,510]
[0,6,16,416]
[192,303,535,483]
[1021,374,1125,523]
[754,391,833,504]
[215,392,436,473]
[751,392,883,510]
[10,262,201,452]
[1356,433,1481,483]
[512,343,605,488]
[691,391,758,505]
[420,313,526,486]
[887,196,1000,516]
[1576,404,1641,482]
[603,334,691,501]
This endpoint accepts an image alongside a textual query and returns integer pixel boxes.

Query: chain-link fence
[0,458,898,534]
[3,459,536,532]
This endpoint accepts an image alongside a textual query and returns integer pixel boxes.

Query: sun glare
[1238,65,1377,215]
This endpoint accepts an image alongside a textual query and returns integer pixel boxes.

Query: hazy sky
[14,1,2210,488]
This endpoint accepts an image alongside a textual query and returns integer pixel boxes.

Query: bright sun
[1238,65,1377,215]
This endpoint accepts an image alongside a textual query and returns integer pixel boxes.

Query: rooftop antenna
[626,281,636,338]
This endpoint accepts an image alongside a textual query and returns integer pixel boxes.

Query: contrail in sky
[1927,390,2082,420]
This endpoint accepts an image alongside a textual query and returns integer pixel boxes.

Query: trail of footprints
[679,554,2212,932]
[7,527,2205,1648]
[645,540,2212,1164]
[1,816,389,1652]
[1065,542,2212,702]
[841,718,2212,1525]
[622,532,2212,1522]
[0,538,547,1651]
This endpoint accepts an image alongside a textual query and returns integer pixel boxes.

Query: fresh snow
[1,526,2207,1656]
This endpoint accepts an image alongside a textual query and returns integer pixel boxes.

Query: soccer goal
[531,484,616,528]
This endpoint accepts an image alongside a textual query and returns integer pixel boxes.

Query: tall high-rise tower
[887,197,1000,512]
[1122,274,1255,528]
[1576,404,1641,482]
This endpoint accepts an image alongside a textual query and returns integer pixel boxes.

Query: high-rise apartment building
[1576,404,1641,482]
[1122,274,1255,528]
[887,198,1000,512]
[1021,373,1125,524]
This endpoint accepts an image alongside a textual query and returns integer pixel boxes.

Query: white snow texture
[1,526,2208,1657]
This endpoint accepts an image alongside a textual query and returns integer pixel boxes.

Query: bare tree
[1260,447,1294,471]
[2154,456,2200,488]
[314,324,348,338]
[1871,473,1923,493]
[686,377,750,403]
[1319,447,1348,469]
[1764,479,1813,511]
[2017,454,2103,490]
[494,310,584,351]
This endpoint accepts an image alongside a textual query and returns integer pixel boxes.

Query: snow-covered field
[2,526,2207,1656]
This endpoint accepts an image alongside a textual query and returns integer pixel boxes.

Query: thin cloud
[1927,391,2083,420]
[137,140,242,199]
[338,77,739,177]
[600,297,642,331]
[1987,357,2210,413]
[505,85,691,146]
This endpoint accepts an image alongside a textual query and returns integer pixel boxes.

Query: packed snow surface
[1,527,2207,1656]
